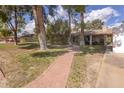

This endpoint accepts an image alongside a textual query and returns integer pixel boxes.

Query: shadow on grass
[18,42,69,50]
[47,45,69,49]
[74,45,105,56]
[18,42,39,49]
[31,50,68,58]
[80,45,105,55]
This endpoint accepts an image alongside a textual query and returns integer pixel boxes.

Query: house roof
[84,29,112,35]
[71,28,112,36]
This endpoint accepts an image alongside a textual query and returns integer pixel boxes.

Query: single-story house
[0,36,16,43]
[71,26,113,46]
[18,31,35,42]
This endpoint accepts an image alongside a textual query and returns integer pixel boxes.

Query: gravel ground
[83,53,103,87]
[0,54,8,87]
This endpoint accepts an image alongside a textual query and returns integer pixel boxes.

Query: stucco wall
[113,24,124,53]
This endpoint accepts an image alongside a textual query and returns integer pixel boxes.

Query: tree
[0,19,12,41]
[84,21,91,30]
[63,6,74,45]
[0,6,27,45]
[85,19,104,30]
[74,5,86,46]
[32,5,47,50]
[0,29,12,42]
[32,5,58,50]
[47,19,69,45]
[46,5,58,23]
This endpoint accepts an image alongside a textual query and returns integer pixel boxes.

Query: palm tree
[63,5,73,45]
[32,5,47,50]
[74,5,85,46]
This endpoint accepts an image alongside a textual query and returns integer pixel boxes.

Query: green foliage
[105,36,112,44]
[74,5,85,13]
[47,19,69,45]
[0,28,12,38]
[18,42,39,49]
[80,45,104,54]
[66,53,86,87]
[0,19,12,38]
[63,5,74,15]
[20,35,38,43]
[0,11,7,23]
[85,19,104,30]
[0,6,31,32]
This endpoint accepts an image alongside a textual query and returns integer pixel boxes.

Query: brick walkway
[25,51,75,88]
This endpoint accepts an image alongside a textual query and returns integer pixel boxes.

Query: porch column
[90,35,92,45]
[104,35,107,46]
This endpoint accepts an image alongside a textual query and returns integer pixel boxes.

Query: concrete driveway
[96,53,124,88]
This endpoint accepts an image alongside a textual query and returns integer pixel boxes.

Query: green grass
[0,43,17,49]
[18,42,39,49]
[80,45,105,54]
[66,53,86,87]
[0,42,68,87]
[66,45,104,88]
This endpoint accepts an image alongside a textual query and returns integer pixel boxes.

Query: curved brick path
[25,50,75,88]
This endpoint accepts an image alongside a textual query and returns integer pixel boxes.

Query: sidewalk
[96,53,124,88]
[25,51,75,88]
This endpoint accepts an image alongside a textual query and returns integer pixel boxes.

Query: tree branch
[7,21,15,31]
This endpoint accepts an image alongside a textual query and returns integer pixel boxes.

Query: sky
[22,5,124,35]
[86,5,124,27]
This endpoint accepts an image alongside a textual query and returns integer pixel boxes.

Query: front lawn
[0,42,68,87]
[66,45,104,88]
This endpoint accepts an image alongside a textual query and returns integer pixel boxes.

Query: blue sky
[23,5,124,34]
[86,5,124,26]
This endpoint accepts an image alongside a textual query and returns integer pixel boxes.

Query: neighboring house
[0,31,35,44]
[112,23,124,53]
[19,31,34,43]
[0,36,16,43]
[71,26,113,46]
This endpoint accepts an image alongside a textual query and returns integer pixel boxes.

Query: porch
[71,29,113,46]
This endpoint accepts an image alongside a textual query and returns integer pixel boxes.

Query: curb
[95,53,106,88]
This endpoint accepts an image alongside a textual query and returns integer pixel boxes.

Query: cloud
[84,7,120,23]
[47,6,68,23]
[24,19,47,32]
[21,6,120,34]
[56,6,68,20]
[25,20,35,32]
[109,22,122,28]
[47,15,55,23]
[18,20,35,36]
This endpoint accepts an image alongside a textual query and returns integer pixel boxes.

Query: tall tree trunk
[80,12,85,46]
[68,8,72,45]
[32,5,47,50]
[14,6,18,45]
[14,30,18,45]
